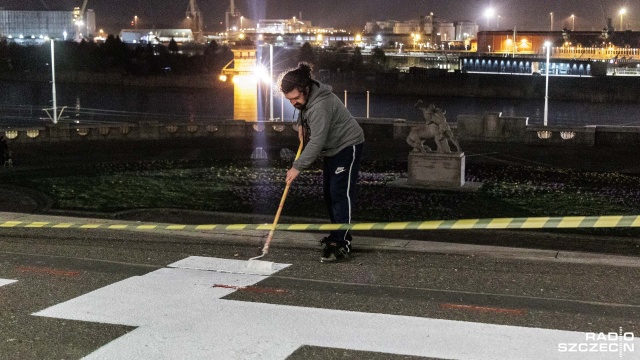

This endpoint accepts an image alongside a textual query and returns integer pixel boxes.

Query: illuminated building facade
[456,22,479,42]
[0,10,96,42]
[256,18,311,34]
[433,22,455,42]
[364,17,478,49]
[221,47,259,121]
[476,30,553,55]
[119,29,194,44]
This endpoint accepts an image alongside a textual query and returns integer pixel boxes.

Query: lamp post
[550,12,554,31]
[619,8,626,31]
[269,44,274,121]
[544,41,551,126]
[134,15,138,29]
[513,26,518,56]
[51,38,58,124]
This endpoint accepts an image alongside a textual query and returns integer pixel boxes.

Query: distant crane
[186,0,204,42]
[72,0,89,41]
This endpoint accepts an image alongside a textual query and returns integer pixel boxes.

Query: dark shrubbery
[0,38,390,78]
[0,36,235,77]
[4,158,640,225]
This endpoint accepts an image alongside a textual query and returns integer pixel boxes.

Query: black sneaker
[319,236,353,252]
[320,241,350,263]
[318,236,330,252]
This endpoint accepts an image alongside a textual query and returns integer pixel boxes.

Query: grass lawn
[3,157,640,231]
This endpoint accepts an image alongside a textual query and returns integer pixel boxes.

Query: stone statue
[406,100,462,153]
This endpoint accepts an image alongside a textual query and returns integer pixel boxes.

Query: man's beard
[293,103,306,110]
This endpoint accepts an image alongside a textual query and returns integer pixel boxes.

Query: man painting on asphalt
[277,62,365,263]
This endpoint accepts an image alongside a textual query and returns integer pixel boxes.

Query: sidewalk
[2,210,639,268]
[1,139,639,268]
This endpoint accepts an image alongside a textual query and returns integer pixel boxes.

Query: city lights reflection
[233,75,258,121]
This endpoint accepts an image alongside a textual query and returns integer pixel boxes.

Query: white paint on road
[33,257,638,360]
[169,255,290,275]
[0,279,17,287]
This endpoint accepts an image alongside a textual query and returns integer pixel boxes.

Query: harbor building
[0,9,95,43]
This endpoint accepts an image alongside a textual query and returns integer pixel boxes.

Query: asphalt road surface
[1,214,639,360]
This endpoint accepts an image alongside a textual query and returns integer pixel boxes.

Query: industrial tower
[72,0,89,40]
[186,0,204,42]
[225,0,242,32]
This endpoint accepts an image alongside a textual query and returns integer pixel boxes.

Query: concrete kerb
[1,211,640,268]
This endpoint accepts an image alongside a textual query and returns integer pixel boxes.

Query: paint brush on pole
[247,139,303,273]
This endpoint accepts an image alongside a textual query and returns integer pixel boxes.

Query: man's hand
[286,167,300,184]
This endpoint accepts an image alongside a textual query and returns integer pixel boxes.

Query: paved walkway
[1,209,639,268]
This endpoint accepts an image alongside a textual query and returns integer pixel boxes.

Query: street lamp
[43,38,65,124]
[484,8,495,28]
[544,41,551,126]
[619,8,627,31]
[240,16,244,30]
[412,33,420,50]
[550,12,554,31]
[134,15,138,29]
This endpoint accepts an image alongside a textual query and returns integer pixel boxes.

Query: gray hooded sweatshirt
[293,81,365,171]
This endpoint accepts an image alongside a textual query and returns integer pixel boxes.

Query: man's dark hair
[277,62,314,94]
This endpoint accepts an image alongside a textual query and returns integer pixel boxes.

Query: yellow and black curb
[1,215,639,232]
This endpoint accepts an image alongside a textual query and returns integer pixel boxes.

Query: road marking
[0,279,17,287]
[33,257,638,360]
[212,284,288,294]
[440,303,527,316]
[16,266,81,277]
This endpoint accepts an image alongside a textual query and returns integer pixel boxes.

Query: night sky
[1,0,634,35]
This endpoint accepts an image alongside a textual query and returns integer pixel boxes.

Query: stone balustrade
[2,117,638,148]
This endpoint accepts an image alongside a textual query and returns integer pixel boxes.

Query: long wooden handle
[261,140,304,255]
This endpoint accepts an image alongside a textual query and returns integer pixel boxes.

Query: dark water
[1,81,639,127]
[345,93,640,127]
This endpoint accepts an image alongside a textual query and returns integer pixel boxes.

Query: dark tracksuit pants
[322,143,363,246]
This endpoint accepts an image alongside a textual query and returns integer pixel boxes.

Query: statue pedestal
[408,152,465,187]
[390,152,480,192]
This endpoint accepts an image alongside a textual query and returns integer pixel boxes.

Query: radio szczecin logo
[558,327,635,357]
